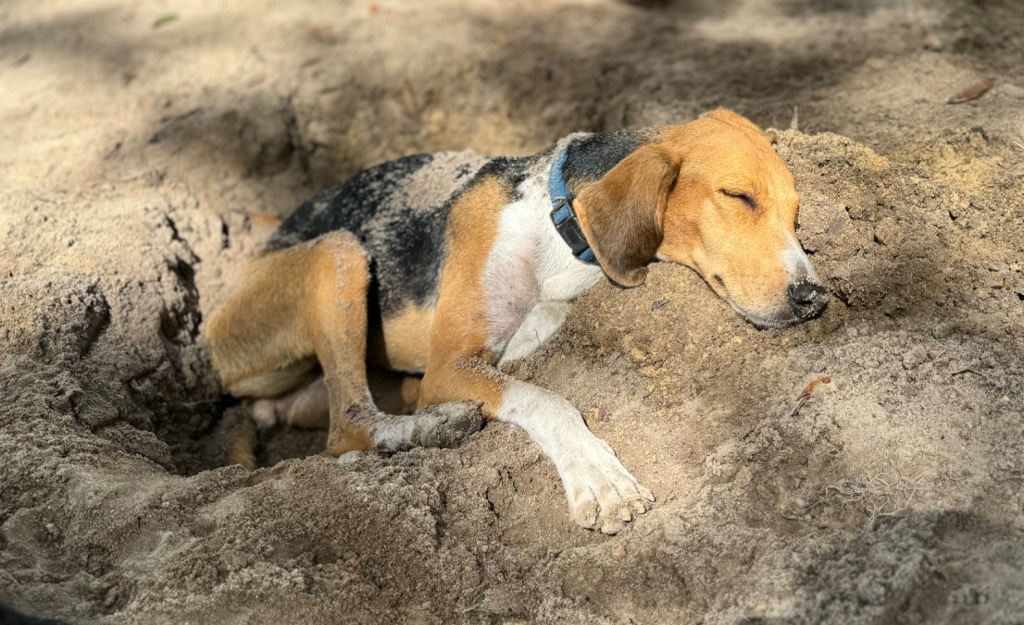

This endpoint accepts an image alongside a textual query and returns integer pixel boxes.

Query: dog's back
[266,151,492,316]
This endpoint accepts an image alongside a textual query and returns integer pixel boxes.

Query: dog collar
[548,148,599,265]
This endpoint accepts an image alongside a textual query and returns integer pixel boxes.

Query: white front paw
[560,441,655,535]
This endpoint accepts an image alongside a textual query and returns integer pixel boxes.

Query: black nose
[787,281,829,319]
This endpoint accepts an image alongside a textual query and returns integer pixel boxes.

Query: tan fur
[331,419,374,456]
[206,230,376,456]
[205,248,323,396]
[226,430,257,469]
[656,110,801,315]
[299,234,377,455]
[247,212,282,229]
[367,368,421,414]
[418,176,511,416]
[227,358,318,398]
[222,409,258,470]
[574,145,680,287]
[368,304,434,372]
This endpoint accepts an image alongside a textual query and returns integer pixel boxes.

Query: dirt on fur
[1,0,1023,623]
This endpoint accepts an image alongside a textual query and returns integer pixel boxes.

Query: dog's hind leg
[206,230,481,458]
[205,231,374,454]
[292,233,482,455]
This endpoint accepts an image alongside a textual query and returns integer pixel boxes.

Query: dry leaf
[153,13,179,29]
[790,376,832,416]
[948,78,995,104]
[798,376,831,399]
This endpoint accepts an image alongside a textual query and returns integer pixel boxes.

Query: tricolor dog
[205,109,828,534]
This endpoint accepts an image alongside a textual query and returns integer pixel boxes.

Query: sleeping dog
[205,109,827,534]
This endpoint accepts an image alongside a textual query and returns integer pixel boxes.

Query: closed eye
[720,189,756,210]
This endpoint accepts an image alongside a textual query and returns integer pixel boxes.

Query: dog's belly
[367,304,434,374]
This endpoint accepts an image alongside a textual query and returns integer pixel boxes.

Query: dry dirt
[2,0,1023,623]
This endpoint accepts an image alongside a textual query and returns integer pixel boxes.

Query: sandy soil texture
[2,0,1023,623]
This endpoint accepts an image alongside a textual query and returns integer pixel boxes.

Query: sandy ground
[2,0,1023,623]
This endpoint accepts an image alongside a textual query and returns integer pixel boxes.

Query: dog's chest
[483,177,603,359]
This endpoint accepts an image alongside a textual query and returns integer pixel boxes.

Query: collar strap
[548,148,599,265]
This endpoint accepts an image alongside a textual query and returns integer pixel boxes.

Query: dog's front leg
[420,357,654,534]
[422,185,653,532]
[497,378,656,534]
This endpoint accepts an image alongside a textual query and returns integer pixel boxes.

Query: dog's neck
[548,147,599,266]
[546,128,658,277]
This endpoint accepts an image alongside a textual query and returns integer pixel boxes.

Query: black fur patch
[267,153,435,251]
[562,129,653,193]
[267,154,448,316]
[476,156,533,193]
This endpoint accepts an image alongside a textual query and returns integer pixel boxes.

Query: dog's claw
[639,485,656,503]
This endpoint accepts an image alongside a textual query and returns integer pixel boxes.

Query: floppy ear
[574,145,680,287]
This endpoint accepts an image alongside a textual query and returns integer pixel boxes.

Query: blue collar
[548,148,599,265]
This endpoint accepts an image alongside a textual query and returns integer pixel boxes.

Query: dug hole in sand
[1,0,1023,623]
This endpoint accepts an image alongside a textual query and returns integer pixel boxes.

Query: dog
[204,109,828,534]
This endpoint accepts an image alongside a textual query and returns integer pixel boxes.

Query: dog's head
[574,109,827,329]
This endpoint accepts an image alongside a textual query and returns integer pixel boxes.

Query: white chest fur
[482,166,604,364]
